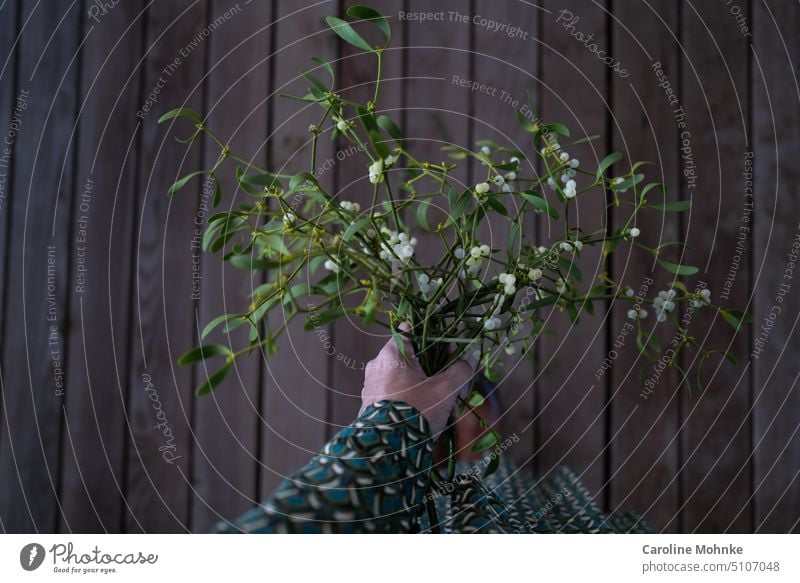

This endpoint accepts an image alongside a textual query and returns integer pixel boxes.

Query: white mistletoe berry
[368,159,384,184]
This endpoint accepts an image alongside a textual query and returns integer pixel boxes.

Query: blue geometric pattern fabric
[214,400,649,534]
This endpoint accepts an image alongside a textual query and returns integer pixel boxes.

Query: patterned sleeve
[213,400,435,533]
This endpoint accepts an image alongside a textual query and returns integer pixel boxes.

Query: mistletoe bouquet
[161,5,747,479]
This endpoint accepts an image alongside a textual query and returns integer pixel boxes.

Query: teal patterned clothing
[213,400,649,534]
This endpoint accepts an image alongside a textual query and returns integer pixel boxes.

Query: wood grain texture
[0,0,80,533]
[0,2,19,533]
[0,0,19,507]
[404,0,471,190]
[0,0,796,533]
[751,0,800,533]
[58,0,144,534]
[124,0,208,533]
[191,0,271,532]
[471,0,540,470]
[608,0,681,532]
[537,0,609,493]
[680,0,752,533]
[260,0,338,498]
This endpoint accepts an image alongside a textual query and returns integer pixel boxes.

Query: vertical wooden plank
[752,0,800,533]
[125,0,208,532]
[400,0,472,409]
[537,0,609,493]
[0,0,19,369]
[404,0,471,193]
[192,0,270,532]
[608,0,681,532]
[59,1,144,533]
[328,0,404,431]
[260,0,337,497]
[680,0,752,532]
[0,0,20,503]
[471,0,539,469]
[0,0,80,532]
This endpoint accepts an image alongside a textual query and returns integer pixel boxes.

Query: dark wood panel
[191,0,271,533]
[260,0,338,498]
[124,0,208,533]
[471,0,539,469]
[400,0,472,473]
[329,0,405,431]
[0,0,80,533]
[537,0,609,493]
[59,1,144,533]
[0,0,797,534]
[0,2,19,390]
[608,0,681,532]
[404,0,471,191]
[0,0,19,503]
[752,0,800,533]
[680,0,752,533]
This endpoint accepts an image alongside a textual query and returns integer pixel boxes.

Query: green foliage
[160,4,749,482]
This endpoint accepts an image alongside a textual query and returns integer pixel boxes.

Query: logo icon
[20,543,46,571]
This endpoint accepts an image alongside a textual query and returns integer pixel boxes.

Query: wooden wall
[0,0,797,533]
